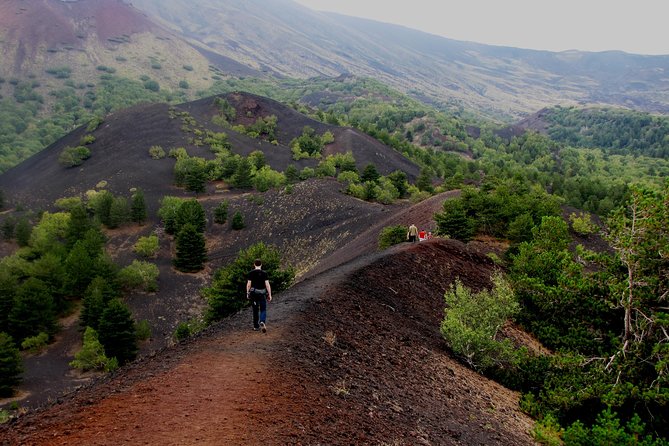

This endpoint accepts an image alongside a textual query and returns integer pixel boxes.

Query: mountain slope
[0,240,534,445]
[130,0,669,119]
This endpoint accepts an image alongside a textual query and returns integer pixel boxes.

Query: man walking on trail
[247,259,272,333]
[407,223,418,243]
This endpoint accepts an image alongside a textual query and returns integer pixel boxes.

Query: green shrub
[569,212,598,235]
[70,326,117,372]
[149,145,166,159]
[378,225,407,250]
[337,170,359,184]
[214,200,229,224]
[133,234,159,258]
[98,299,137,365]
[253,166,285,192]
[20,332,49,353]
[441,273,519,370]
[168,147,188,159]
[173,318,206,342]
[173,223,207,273]
[118,260,159,292]
[532,414,563,446]
[143,80,160,91]
[55,196,83,211]
[135,320,151,341]
[182,65,194,71]
[86,116,103,132]
[231,211,244,230]
[178,80,189,89]
[299,167,315,180]
[80,134,95,145]
[58,146,91,167]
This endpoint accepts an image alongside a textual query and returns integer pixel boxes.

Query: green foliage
[133,234,159,258]
[108,196,130,228]
[435,199,476,242]
[532,414,563,446]
[360,163,380,183]
[149,145,166,159]
[174,156,208,193]
[45,66,72,79]
[173,317,206,342]
[569,212,598,235]
[178,80,189,89]
[58,146,91,167]
[545,106,669,158]
[0,332,22,396]
[175,199,206,234]
[563,409,667,446]
[214,200,229,224]
[143,79,160,92]
[440,273,519,370]
[130,189,147,224]
[69,327,117,372]
[135,320,151,341]
[20,332,49,353]
[213,97,236,122]
[98,299,137,365]
[387,170,409,198]
[253,166,285,192]
[231,211,244,230]
[290,126,326,158]
[378,225,407,250]
[233,157,254,189]
[248,150,266,170]
[204,242,294,322]
[173,224,207,273]
[118,260,159,292]
[80,134,95,145]
[14,218,31,247]
[9,278,56,342]
[158,196,186,235]
[89,190,114,227]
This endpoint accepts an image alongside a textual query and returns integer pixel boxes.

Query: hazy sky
[293,0,668,55]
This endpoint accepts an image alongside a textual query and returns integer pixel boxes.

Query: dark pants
[251,293,267,328]
[408,235,417,243]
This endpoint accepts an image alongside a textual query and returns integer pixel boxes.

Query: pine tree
[9,278,56,342]
[175,199,206,233]
[0,271,17,333]
[361,163,380,183]
[15,218,31,247]
[64,241,96,295]
[69,327,115,372]
[66,203,93,248]
[285,164,299,184]
[0,332,22,397]
[130,189,147,225]
[1,217,15,240]
[416,168,434,193]
[108,196,129,229]
[214,200,229,224]
[80,279,108,330]
[93,191,114,227]
[231,211,245,230]
[233,157,253,189]
[98,299,137,365]
[435,200,475,242]
[185,166,207,194]
[174,223,207,272]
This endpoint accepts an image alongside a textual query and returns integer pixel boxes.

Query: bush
[98,299,137,365]
[69,327,117,372]
[135,320,151,341]
[231,211,244,230]
[441,273,519,370]
[204,243,294,322]
[569,212,598,235]
[178,80,189,89]
[378,225,407,250]
[214,201,229,224]
[173,224,207,273]
[118,260,159,292]
[20,332,48,353]
[253,166,285,192]
[80,134,96,145]
[173,318,206,342]
[133,234,159,258]
[59,146,91,167]
[149,145,166,159]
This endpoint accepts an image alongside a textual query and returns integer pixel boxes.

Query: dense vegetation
[544,106,669,158]
[439,179,669,444]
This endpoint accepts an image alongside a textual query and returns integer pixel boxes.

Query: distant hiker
[407,224,418,243]
[246,258,272,333]
[418,229,426,241]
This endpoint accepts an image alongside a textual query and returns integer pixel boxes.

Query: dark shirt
[247,268,268,290]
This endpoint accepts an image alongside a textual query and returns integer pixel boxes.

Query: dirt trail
[1,241,535,445]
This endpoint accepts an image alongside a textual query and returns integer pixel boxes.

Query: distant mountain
[129,0,669,120]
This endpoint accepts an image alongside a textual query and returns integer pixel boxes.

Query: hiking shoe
[260,322,267,333]
[252,326,259,331]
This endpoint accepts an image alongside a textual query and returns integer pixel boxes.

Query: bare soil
[0,240,534,445]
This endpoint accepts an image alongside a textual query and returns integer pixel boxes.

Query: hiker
[246,258,272,333]
[407,223,418,243]
[418,229,426,241]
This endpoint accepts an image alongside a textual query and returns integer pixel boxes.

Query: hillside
[0,91,429,408]
[130,0,669,119]
[0,240,535,445]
